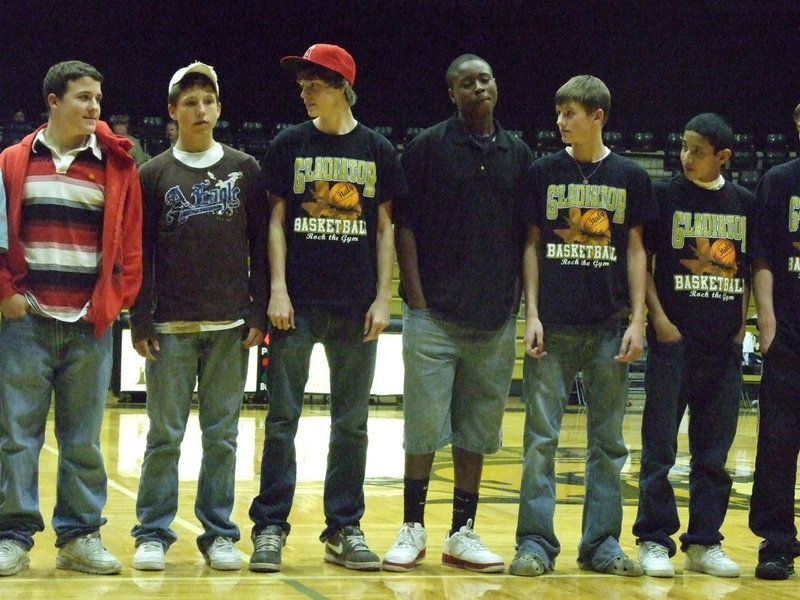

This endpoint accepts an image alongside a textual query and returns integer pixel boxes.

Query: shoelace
[139,541,162,552]
[394,526,416,548]
[254,532,282,552]
[343,530,370,552]
[646,544,669,559]
[457,527,489,551]
[0,540,20,555]
[210,537,235,553]
[78,533,104,552]
[705,545,729,561]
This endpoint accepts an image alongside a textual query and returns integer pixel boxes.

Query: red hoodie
[0,120,143,337]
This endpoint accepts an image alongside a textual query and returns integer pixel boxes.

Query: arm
[643,249,681,343]
[523,224,545,357]
[266,193,294,330]
[363,201,394,341]
[127,169,159,360]
[394,225,426,310]
[616,224,646,362]
[734,281,751,346]
[243,161,269,348]
[120,166,144,309]
[752,258,775,353]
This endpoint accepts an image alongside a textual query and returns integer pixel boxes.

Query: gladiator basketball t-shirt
[646,173,751,348]
[527,149,656,326]
[751,158,800,348]
[263,121,405,309]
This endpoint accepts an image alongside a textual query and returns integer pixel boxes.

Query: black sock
[451,487,479,534]
[403,477,429,526]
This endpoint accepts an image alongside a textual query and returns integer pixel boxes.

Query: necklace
[573,156,605,184]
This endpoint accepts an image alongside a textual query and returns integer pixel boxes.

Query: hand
[524,317,547,358]
[0,294,28,319]
[268,291,295,330]
[242,327,264,349]
[134,337,160,361]
[363,297,390,341]
[615,321,644,363]
[758,319,776,355]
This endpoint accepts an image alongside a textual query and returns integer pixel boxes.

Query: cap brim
[280,56,312,75]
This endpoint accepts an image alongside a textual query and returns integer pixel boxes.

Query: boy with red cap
[247,44,405,572]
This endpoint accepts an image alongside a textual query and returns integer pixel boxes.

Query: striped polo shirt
[22,130,105,321]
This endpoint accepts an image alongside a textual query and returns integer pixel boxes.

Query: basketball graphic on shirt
[710,239,736,267]
[302,180,363,220]
[581,209,610,235]
[329,182,360,209]
[555,208,612,245]
[680,237,738,278]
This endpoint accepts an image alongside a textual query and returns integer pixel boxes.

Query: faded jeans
[0,314,112,549]
[516,321,630,571]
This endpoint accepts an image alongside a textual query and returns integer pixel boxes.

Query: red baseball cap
[280,44,356,86]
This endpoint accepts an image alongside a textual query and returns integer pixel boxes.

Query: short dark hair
[42,60,103,106]
[446,53,491,88]
[684,113,733,153]
[555,75,611,124]
[168,73,219,106]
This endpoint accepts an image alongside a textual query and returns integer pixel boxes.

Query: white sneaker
[203,537,242,571]
[684,543,740,577]
[56,532,122,575]
[133,540,166,571]
[0,539,29,576]
[639,541,674,577]
[382,522,427,572]
[441,519,504,573]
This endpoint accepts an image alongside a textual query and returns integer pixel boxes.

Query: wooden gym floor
[3,395,799,599]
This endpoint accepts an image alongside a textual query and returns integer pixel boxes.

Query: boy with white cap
[247,43,405,572]
[129,61,268,571]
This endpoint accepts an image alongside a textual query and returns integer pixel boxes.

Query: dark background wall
[1,0,799,144]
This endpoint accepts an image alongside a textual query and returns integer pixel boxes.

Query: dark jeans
[249,306,377,541]
[633,337,741,554]
[749,333,800,553]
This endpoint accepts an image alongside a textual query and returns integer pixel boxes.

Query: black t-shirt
[263,121,406,310]
[751,158,800,347]
[526,149,656,326]
[646,173,752,347]
[395,117,534,330]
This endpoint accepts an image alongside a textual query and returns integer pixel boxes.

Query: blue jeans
[633,337,741,553]
[750,332,800,552]
[516,322,630,571]
[132,328,248,552]
[249,306,376,541]
[0,314,112,549]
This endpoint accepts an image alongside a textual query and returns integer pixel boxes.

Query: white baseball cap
[168,62,219,96]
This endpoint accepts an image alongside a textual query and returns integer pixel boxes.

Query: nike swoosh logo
[327,541,343,554]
